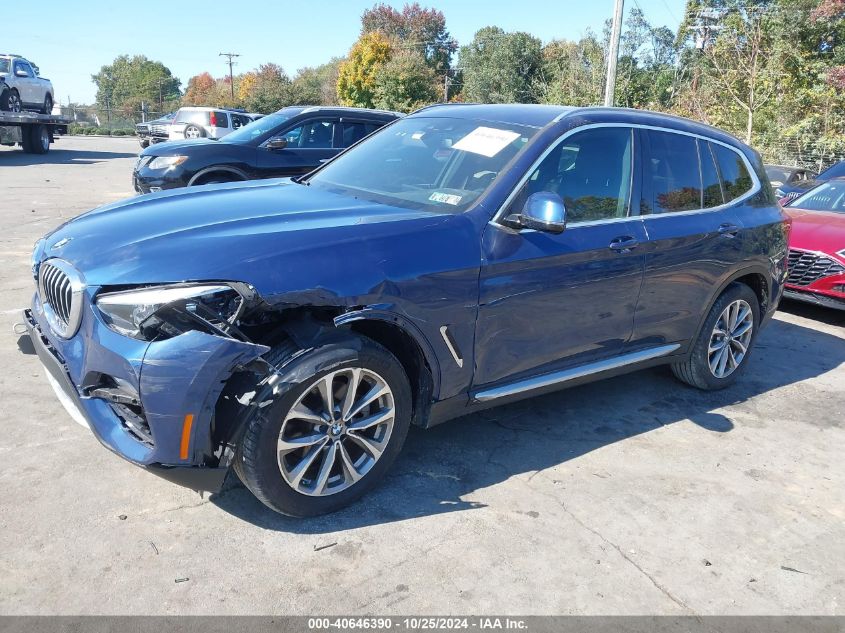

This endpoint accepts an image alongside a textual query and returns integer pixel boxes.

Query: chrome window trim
[489,122,762,232]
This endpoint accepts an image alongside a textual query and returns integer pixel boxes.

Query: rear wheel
[184,124,203,139]
[234,335,412,517]
[8,90,22,113]
[29,124,51,154]
[672,283,759,390]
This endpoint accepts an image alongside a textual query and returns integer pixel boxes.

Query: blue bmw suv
[25,104,788,516]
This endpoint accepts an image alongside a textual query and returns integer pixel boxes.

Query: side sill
[472,344,681,403]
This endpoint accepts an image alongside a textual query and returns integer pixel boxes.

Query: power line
[219,52,241,99]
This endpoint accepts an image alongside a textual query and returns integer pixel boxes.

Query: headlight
[96,284,244,340]
[31,238,45,279]
[147,155,188,171]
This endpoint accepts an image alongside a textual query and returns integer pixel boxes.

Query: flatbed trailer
[0,111,70,154]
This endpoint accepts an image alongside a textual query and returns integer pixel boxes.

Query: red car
[783,177,845,310]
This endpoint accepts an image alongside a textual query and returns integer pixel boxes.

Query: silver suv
[168,107,260,140]
[0,54,54,114]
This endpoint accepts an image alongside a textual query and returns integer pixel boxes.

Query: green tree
[460,27,543,103]
[337,32,393,107]
[535,34,605,106]
[243,64,292,113]
[373,51,439,112]
[91,55,180,116]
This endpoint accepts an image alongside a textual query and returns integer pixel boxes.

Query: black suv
[133,106,401,193]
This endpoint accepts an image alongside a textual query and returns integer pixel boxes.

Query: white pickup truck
[0,54,54,114]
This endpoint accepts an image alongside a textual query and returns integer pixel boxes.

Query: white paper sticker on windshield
[452,126,521,157]
[429,192,462,205]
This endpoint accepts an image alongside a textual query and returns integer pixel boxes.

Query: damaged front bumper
[22,303,268,492]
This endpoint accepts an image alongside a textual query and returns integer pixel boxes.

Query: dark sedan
[775,160,845,202]
[133,106,400,194]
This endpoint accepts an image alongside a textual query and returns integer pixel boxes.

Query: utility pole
[219,52,240,99]
[604,0,625,107]
[443,72,450,102]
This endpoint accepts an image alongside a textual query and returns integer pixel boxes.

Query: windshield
[765,166,789,185]
[307,117,538,213]
[0,58,9,74]
[223,110,300,144]
[818,161,845,180]
[790,180,845,213]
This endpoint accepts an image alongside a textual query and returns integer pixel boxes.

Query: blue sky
[7,0,686,105]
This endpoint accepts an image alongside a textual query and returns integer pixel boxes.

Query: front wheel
[234,335,412,517]
[672,282,760,390]
[41,93,53,115]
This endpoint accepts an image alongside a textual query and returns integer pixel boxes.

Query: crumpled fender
[139,330,269,464]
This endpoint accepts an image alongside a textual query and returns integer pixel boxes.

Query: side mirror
[265,137,288,150]
[16,70,28,78]
[517,192,567,233]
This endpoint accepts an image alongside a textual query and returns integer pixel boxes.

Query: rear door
[256,117,339,178]
[631,129,750,347]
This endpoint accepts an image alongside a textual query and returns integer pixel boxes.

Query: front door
[474,126,647,389]
[257,118,339,178]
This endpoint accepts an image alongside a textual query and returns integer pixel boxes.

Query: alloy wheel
[277,367,395,497]
[708,299,753,378]
[9,92,21,113]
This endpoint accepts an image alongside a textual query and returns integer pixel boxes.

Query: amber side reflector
[180,414,194,460]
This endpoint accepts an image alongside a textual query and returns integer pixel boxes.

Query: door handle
[718,223,739,238]
[609,236,639,253]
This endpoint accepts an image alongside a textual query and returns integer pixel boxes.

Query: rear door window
[338,121,368,147]
[711,144,754,201]
[212,111,229,129]
[643,130,702,213]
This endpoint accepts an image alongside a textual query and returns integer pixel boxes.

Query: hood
[785,207,845,260]
[140,137,224,156]
[40,179,442,291]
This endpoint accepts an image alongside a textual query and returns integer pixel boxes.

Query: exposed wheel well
[191,170,246,186]
[347,319,434,427]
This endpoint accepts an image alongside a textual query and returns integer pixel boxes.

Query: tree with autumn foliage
[337,32,393,108]
[361,2,456,75]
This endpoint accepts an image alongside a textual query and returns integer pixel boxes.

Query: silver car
[0,54,54,114]
[168,107,260,140]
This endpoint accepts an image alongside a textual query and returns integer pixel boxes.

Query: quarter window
[644,130,702,213]
[712,144,753,201]
[514,127,634,223]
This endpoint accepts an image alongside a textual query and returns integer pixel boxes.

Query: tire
[184,124,204,139]
[41,93,53,115]
[8,89,22,113]
[29,124,50,155]
[0,88,9,112]
[234,334,412,517]
[140,139,150,149]
[20,125,34,153]
[671,282,760,390]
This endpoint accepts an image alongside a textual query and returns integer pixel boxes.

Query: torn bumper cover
[23,306,268,492]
